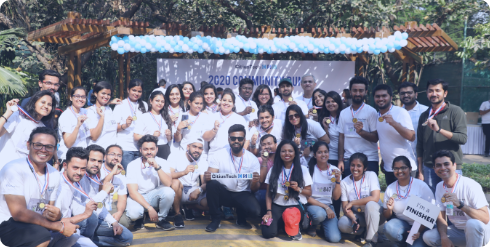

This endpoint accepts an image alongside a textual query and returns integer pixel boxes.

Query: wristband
[155,166,162,171]
[59,221,65,234]
[335,182,341,184]
[1,116,7,122]
[266,209,272,211]
[436,127,441,133]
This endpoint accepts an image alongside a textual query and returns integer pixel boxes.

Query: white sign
[211,173,253,179]
[157,59,354,97]
[402,195,440,245]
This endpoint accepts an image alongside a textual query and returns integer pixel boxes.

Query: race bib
[312,182,333,197]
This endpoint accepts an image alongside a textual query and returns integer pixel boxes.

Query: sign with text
[402,195,439,229]
[211,173,253,179]
[157,59,354,97]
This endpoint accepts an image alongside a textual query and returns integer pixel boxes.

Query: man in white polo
[296,74,317,110]
[234,78,258,126]
[423,150,490,247]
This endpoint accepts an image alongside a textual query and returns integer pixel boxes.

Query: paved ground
[463,154,490,165]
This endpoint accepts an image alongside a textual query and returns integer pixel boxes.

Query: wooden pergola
[27,11,458,98]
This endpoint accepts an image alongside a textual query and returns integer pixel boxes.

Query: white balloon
[111,43,119,51]
[145,43,152,49]
[117,40,125,47]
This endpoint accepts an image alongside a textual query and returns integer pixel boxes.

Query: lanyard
[427,103,446,121]
[229,149,244,173]
[238,95,252,107]
[302,96,312,108]
[62,173,92,201]
[220,112,233,124]
[127,98,137,117]
[150,112,163,130]
[316,164,332,177]
[85,173,101,185]
[26,157,49,198]
[281,164,294,186]
[443,173,460,193]
[188,113,200,127]
[258,122,274,138]
[350,102,365,119]
[395,177,413,199]
[102,165,114,184]
[352,174,365,200]
[69,106,80,117]
[378,105,394,119]
[207,104,218,112]
[18,106,40,124]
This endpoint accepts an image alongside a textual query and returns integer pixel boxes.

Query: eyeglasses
[229,136,245,142]
[288,114,301,120]
[43,81,61,88]
[31,142,56,152]
[393,166,410,172]
[399,91,414,96]
[72,94,86,100]
[107,153,123,158]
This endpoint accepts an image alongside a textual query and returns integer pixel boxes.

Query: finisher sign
[157,59,354,97]
[402,195,439,245]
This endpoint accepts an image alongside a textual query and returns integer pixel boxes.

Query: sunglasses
[288,114,301,120]
[229,136,245,142]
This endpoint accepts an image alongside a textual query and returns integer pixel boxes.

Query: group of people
[0,69,488,247]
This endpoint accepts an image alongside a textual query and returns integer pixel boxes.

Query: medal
[100,106,104,111]
[285,189,289,194]
[331,177,336,183]
[378,117,384,122]
[422,121,428,126]
[357,208,362,212]
[288,97,293,101]
[110,188,114,193]
[284,195,289,201]
[441,197,446,203]
[295,133,300,138]
[378,105,393,123]
[312,109,317,114]
[442,174,460,204]
[350,103,365,124]
[391,193,398,199]
[145,162,150,168]
[263,152,269,157]
[133,116,137,121]
[121,170,126,175]
[38,202,45,209]
[326,119,331,124]
[252,108,255,113]
[424,103,446,127]
[352,118,358,123]
[97,202,103,209]
[11,105,18,112]
[285,181,290,187]
[194,165,198,169]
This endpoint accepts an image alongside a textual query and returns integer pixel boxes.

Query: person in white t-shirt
[338,76,379,177]
[249,105,283,156]
[134,90,173,160]
[167,138,209,227]
[480,99,490,157]
[204,124,261,232]
[382,156,434,247]
[113,79,148,169]
[152,79,167,96]
[165,85,185,153]
[235,78,259,126]
[272,78,309,122]
[305,142,342,242]
[58,86,91,161]
[0,91,55,169]
[0,127,79,247]
[423,150,490,247]
[202,84,220,114]
[296,74,317,110]
[125,135,175,231]
[308,89,327,122]
[181,82,195,111]
[261,140,313,241]
[373,84,416,186]
[338,153,382,247]
[86,81,120,150]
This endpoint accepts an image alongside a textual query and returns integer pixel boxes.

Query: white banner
[157,59,354,97]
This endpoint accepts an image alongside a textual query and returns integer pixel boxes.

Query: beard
[352,95,365,104]
[401,97,416,106]
[86,167,98,176]
[189,151,202,161]
[377,102,391,110]
[282,90,291,97]
[231,143,244,154]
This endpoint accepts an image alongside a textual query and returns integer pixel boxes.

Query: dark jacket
[416,102,467,169]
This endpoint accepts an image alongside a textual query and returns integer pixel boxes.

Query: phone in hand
[261,218,273,226]
[182,114,189,129]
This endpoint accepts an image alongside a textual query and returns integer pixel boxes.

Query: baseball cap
[188,137,204,146]
[279,78,293,86]
[283,207,301,236]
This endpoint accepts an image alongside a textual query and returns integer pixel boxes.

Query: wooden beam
[58,27,130,55]
[125,53,130,99]
[67,53,75,95]
[119,55,124,99]
[75,51,82,87]
[27,23,65,41]
[409,59,415,83]
[401,47,423,64]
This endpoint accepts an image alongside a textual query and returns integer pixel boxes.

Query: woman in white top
[58,86,90,161]
[181,81,195,111]
[338,153,382,247]
[308,89,326,122]
[0,90,55,169]
[114,79,148,169]
[249,105,283,156]
[86,81,119,150]
[202,84,220,114]
[205,88,249,156]
[305,141,342,242]
[165,84,185,150]
[134,90,172,159]
[282,104,329,157]
[262,140,312,240]
[252,84,274,107]
[382,156,434,247]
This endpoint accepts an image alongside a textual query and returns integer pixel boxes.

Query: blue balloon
[374,49,380,55]
[117,48,125,54]
[111,36,117,42]
[395,44,402,50]
[135,44,142,51]
[141,48,147,53]
[402,33,409,40]
[380,46,387,53]
[234,47,240,53]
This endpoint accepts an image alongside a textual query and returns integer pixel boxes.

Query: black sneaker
[290,232,302,241]
[362,241,377,247]
[156,219,175,231]
[236,219,253,229]
[184,208,195,221]
[128,218,145,231]
[174,214,185,228]
[205,219,221,232]
[306,225,317,237]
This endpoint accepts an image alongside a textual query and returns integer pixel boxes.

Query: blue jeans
[255,189,267,216]
[126,186,175,221]
[121,151,141,171]
[77,213,99,239]
[423,166,462,194]
[91,219,133,246]
[423,219,490,247]
[307,205,341,243]
[384,218,428,247]
[344,159,379,177]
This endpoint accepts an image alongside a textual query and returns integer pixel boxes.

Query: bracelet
[436,127,441,133]
[155,166,162,171]
[260,165,268,168]
[59,221,65,234]
[1,115,7,122]
[266,209,272,211]
[335,182,341,184]
[121,124,126,130]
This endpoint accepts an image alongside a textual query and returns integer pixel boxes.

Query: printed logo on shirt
[5,183,17,188]
[443,116,448,120]
[48,186,55,193]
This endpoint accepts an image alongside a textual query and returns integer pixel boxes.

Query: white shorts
[182,186,206,205]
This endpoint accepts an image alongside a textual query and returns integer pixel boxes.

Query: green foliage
[457,22,490,71]
[462,163,490,192]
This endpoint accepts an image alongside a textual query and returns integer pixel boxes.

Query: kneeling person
[168,138,209,227]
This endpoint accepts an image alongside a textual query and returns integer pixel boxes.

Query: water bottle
[446,201,454,216]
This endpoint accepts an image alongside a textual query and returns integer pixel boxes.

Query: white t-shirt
[265,165,312,206]
[272,100,309,123]
[167,149,209,187]
[341,171,380,212]
[250,119,284,147]
[86,105,117,149]
[435,176,490,230]
[304,119,327,140]
[58,107,90,159]
[310,165,340,205]
[208,147,260,192]
[296,96,314,109]
[168,106,183,134]
[0,158,60,223]
[0,112,44,169]
[338,104,379,161]
[377,106,416,172]
[208,112,249,155]
[383,178,435,225]
[480,101,490,124]
[113,98,148,151]
[327,117,341,160]
[235,95,259,123]
[100,165,128,211]
[404,101,429,159]
[126,157,171,194]
[133,112,170,145]
[178,112,214,150]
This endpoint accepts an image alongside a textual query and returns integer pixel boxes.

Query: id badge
[312,182,333,197]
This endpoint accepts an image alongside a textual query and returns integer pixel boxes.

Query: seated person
[125,135,175,231]
[423,150,490,247]
[204,124,261,232]
[167,137,209,227]
[256,134,277,216]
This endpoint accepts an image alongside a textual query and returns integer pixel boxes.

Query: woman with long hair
[261,140,312,240]
[308,89,327,122]
[382,156,433,247]
[305,142,342,242]
[338,153,382,247]
[182,81,195,110]
[165,84,185,151]
[0,90,55,168]
[202,84,220,113]
[282,104,329,157]
[318,91,344,167]
[252,84,274,107]
[134,91,172,159]
[86,81,118,149]
[58,86,90,161]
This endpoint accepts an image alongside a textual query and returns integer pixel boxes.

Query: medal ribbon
[329,116,336,123]
[18,106,40,124]
[169,106,181,127]
[102,165,114,184]
[282,164,294,186]
[127,98,137,117]
[427,102,446,122]
[238,95,252,108]
[187,113,200,128]
[229,149,244,173]
[141,157,150,169]
[294,127,301,138]
[352,174,365,200]
[395,177,413,199]
[443,173,460,193]
[220,112,233,124]
[303,96,312,108]
[69,106,80,118]
[26,157,49,197]
[316,164,332,177]
[350,102,365,119]
[150,112,163,130]
[378,105,394,119]
[207,104,218,112]
[62,173,92,201]
[85,173,101,185]
[313,106,322,110]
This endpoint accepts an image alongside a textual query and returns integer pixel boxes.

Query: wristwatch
[436,127,441,133]
[298,188,303,194]
[198,187,203,194]
[155,166,162,171]
[457,200,465,209]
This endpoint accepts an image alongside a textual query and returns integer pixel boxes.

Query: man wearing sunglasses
[204,124,261,232]
[21,70,62,109]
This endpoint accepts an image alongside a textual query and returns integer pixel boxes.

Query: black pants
[0,218,52,247]
[328,159,342,218]
[384,170,417,186]
[156,144,170,160]
[483,124,490,153]
[261,203,304,239]
[206,180,261,222]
